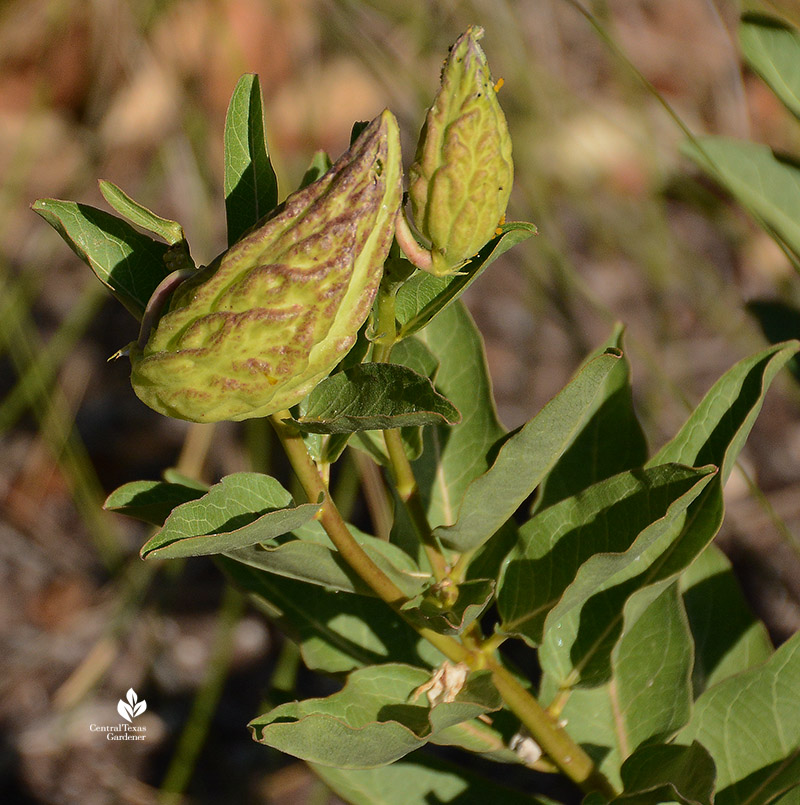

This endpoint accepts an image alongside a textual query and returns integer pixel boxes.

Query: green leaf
[615,742,716,805]
[298,150,333,190]
[32,198,172,319]
[388,302,503,562]
[649,341,799,482]
[740,13,800,121]
[536,472,720,689]
[498,464,715,647]
[533,325,648,511]
[535,343,798,785]
[773,789,800,805]
[395,221,536,338]
[312,751,555,805]
[682,136,800,262]
[248,663,501,768]
[401,578,495,634]
[140,473,321,559]
[289,363,461,434]
[161,468,210,490]
[104,479,207,526]
[539,585,696,788]
[677,631,800,805]
[219,558,443,673]
[98,180,186,245]
[463,519,521,585]
[349,428,423,465]
[539,344,796,688]
[435,349,623,553]
[224,73,279,246]
[746,299,800,383]
[680,543,772,696]
[427,708,524,764]
[608,583,694,748]
[390,336,440,380]
[347,338,440,464]
[224,519,426,597]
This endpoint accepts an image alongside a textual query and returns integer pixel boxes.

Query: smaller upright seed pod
[407,26,513,276]
[129,110,403,423]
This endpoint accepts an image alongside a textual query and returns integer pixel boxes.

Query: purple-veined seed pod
[129,110,403,422]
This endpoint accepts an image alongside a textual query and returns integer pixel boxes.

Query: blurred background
[2,0,800,802]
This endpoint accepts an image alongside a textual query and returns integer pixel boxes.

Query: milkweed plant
[34,25,800,805]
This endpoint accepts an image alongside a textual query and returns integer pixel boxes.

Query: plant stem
[268,412,617,797]
[383,428,450,581]
[371,282,450,581]
[270,412,408,607]
[175,422,216,481]
[487,659,617,797]
[394,208,433,271]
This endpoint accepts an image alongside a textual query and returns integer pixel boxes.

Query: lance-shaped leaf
[680,543,772,696]
[248,664,501,768]
[220,558,443,673]
[299,150,333,190]
[649,341,798,479]
[31,198,172,319]
[401,578,495,635]
[538,584,695,788]
[615,742,716,805]
[537,474,718,689]
[98,180,186,245]
[740,13,800,121]
[398,302,504,532]
[224,73,279,245]
[682,136,800,262]
[224,519,426,598]
[140,473,321,559]
[288,363,460,434]
[676,631,800,805]
[162,468,209,490]
[746,300,800,383]
[538,342,797,687]
[434,349,623,553]
[605,583,694,749]
[532,324,647,512]
[497,463,715,647]
[104,479,207,526]
[395,222,535,338]
[312,752,555,805]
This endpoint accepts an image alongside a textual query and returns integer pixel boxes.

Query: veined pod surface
[130,110,402,422]
[408,27,513,275]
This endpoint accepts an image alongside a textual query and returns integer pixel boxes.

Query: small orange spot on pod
[495,213,506,235]
[493,77,504,92]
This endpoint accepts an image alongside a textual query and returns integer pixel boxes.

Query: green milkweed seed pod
[129,110,402,423]
[408,26,513,276]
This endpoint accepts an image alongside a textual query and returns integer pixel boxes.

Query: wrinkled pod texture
[408,26,513,276]
[130,110,403,422]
